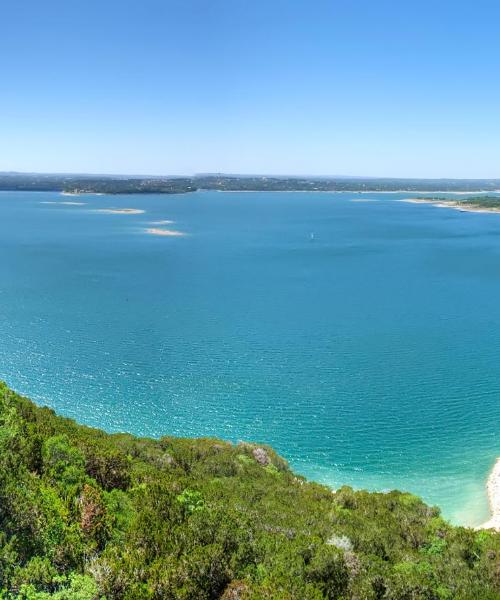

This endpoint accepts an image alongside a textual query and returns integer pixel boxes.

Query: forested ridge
[2,173,500,195]
[0,382,498,599]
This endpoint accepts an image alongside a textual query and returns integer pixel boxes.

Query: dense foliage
[0,174,195,195]
[0,382,498,599]
[194,176,500,193]
[421,196,500,209]
[2,172,500,194]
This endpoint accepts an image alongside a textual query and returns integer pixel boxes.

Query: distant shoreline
[61,191,105,196]
[145,227,186,237]
[3,172,500,196]
[57,189,500,196]
[213,189,498,194]
[1,186,499,196]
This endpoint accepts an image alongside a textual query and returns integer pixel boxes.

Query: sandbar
[40,201,87,206]
[145,228,186,237]
[94,208,145,215]
[478,458,500,531]
[148,219,175,225]
[61,191,105,196]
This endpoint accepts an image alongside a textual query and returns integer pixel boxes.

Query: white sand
[148,219,175,225]
[61,191,104,196]
[145,228,186,237]
[399,198,500,214]
[398,191,492,195]
[94,208,145,215]
[478,458,500,531]
[40,201,86,206]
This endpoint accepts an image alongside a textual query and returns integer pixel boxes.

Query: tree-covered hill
[2,172,500,195]
[0,382,498,599]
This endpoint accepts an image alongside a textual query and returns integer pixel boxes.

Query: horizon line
[2,170,500,181]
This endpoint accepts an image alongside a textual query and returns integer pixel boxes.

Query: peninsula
[401,196,500,214]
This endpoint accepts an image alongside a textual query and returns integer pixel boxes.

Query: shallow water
[0,190,498,525]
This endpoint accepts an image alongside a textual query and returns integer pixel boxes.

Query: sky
[1,0,500,178]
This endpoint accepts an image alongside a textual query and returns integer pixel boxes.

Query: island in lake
[93,208,145,215]
[145,227,186,236]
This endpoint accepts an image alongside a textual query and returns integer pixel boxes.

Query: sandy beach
[40,201,87,206]
[145,227,186,237]
[94,208,145,215]
[61,191,105,196]
[399,198,500,214]
[478,459,500,531]
[397,191,494,195]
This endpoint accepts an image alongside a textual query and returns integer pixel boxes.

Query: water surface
[0,190,498,525]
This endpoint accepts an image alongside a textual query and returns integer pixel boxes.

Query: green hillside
[0,382,498,599]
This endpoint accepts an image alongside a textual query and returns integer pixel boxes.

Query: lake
[0,190,499,525]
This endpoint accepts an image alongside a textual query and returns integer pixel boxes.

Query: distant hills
[1,172,500,194]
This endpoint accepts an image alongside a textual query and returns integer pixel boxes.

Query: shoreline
[61,191,105,196]
[478,458,500,531]
[93,208,145,215]
[213,189,499,194]
[145,227,186,237]
[0,188,499,196]
[399,198,500,214]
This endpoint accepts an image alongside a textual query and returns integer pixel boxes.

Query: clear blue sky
[1,0,500,177]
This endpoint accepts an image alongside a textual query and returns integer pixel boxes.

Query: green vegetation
[0,174,196,195]
[195,176,500,194]
[463,196,500,208]
[2,172,500,195]
[0,381,498,599]
[421,196,500,210]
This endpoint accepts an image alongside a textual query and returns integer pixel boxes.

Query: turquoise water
[0,190,499,525]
